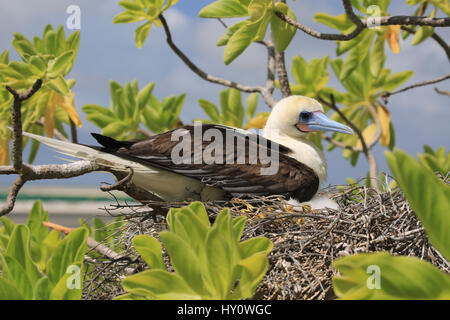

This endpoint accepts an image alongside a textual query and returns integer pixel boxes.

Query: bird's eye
[299,111,311,121]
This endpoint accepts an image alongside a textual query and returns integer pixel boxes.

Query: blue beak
[300,112,354,135]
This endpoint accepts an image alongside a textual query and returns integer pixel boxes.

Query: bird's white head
[263,95,354,186]
[263,95,353,139]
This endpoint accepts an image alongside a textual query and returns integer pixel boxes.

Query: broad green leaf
[340,32,374,81]
[33,277,51,300]
[47,75,70,95]
[271,4,297,52]
[224,22,255,65]
[2,255,34,299]
[232,252,268,299]
[122,270,201,300]
[46,227,88,286]
[113,10,144,24]
[313,13,354,32]
[50,262,83,300]
[199,0,248,18]
[385,149,450,260]
[159,231,207,295]
[411,26,434,46]
[199,99,221,123]
[239,236,273,259]
[383,71,414,91]
[26,200,49,244]
[0,278,24,300]
[48,50,74,76]
[132,235,166,270]
[246,92,258,120]
[216,21,247,47]
[333,252,450,299]
[135,21,152,48]
[6,225,42,286]
[371,35,385,77]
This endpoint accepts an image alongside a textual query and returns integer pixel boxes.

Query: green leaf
[199,0,248,18]
[385,149,450,260]
[0,278,24,300]
[6,225,42,286]
[246,92,258,120]
[232,252,268,298]
[121,270,201,300]
[119,0,143,11]
[340,31,374,81]
[50,262,83,300]
[411,26,434,46]
[132,235,166,270]
[26,200,49,244]
[135,21,152,48]
[370,35,385,77]
[333,252,450,299]
[159,231,206,295]
[101,121,130,137]
[46,227,88,286]
[48,50,74,76]
[47,75,70,95]
[223,22,255,65]
[271,5,297,52]
[2,254,34,299]
[313,13,354,32]
[216,21,248,47]
[383,71,414,91]
[113,10,144,24]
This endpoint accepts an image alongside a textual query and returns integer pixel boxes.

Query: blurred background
[0,0,449,226]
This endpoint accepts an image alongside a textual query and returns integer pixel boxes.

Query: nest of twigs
[82,176,450,300]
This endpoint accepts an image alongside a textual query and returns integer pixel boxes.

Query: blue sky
[0,0,449,189]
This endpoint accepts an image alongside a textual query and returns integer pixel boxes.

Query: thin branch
[266,31,276,95]
[320,95,380,191]
[101,167,134,192]
[382,73,450,103]
[320,95,368,155]
[401,26,450,62]
[275,50,291,97]
[69,119,78,144]
[158,13,276,108]
[275,0,450,42]
[434,87,450,97]
[43,221,134,274]
[6,79,42,171]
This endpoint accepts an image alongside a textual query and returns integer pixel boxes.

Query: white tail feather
[22,131,157,173]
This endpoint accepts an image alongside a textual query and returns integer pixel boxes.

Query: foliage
[200,0,297,64]
[333,252,450,299]
[197,88,268,129]
[113,0,179,48]
[116,202,273,300]
[0,201,88,300]
[0,24,81,165]
[385,148,450,259]
[333,148,450,299]
[417,145,450,175]
[82,80,186,139]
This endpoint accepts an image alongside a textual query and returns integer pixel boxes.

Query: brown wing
[91,124,319,202]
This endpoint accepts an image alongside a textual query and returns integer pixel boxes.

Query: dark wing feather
[91,124,319,201]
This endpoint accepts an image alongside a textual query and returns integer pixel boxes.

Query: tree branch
[401,26,450,62]
[6,79,42,171]
[382,73,450,103]
[320,95,381,191]
[158,14,276,108]
[275,0,450,42]
[434,87,450,97]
